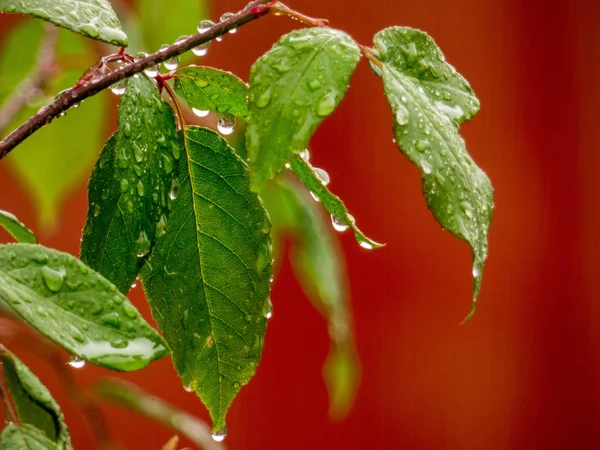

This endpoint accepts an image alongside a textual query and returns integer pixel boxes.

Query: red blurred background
[2,0,600,448]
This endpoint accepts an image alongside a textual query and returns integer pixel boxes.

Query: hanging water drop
[472,261,483,278]
[217,112,235,135]
[68,356,86,369]
[192,39,211,57]
[331,215,349,232]
[313,167,330,186]
[220,13,237,33]
[110,80,126,96]
[360,241,374,250]
[184,385,193,393]
[212,427,227,442]
[265,299,273,319]
[192,107,209,117]
[160,44,179,70]
[137,52,159,77]
[136,231,151,258]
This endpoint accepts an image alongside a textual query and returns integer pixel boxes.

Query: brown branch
[0,24,58,135]
[0,0,273,160]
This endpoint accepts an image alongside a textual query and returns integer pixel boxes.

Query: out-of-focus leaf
[95,378,223,450]
[373,27,493,316]
[0,0,128,46]
[174,66,248,118]
[261,178,360,419]
[0,346,72,448]
[141,126,272,434]
[0,210,37,244]
[2,21,107,230]
[137,0,209,56]
[0,423,59,449]
[81,74,182,294]
[246,27,360,191]
[0,244,169,371]
[290,156,382,250]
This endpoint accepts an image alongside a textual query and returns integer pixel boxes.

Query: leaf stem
[0,0,273,160]
[158,77,185,131]
[269,2,329,26]
[359,44,383,71]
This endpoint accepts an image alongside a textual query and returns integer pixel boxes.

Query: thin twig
[0,24,59,135]
[269,2,329,26]
[0,0,273,159]
[359,44,383,71]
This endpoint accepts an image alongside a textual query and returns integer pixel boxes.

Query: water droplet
[310,191,320,202]
[308,79,321,91]
[313,167,330,186]
[100,312,122,329]
[217,113,235,135]
[265,299,273,319]
[256,87,272,108]
[68,356,86,369]
[299,149,310,162]
[212,427,227,442]
[184,385,193,392]
[169,179,179,201]
[421,160,432,175]
[161,44,179,70]
[33,252,49,264]
[331,215,349,232]
[192,107,209,117]
[197,19,215,34]
[110,80,126,96]
[40,266,66,292]
[192,39,211,57]
[136,52,159,77]
[220,13,236,33]
[122,303,137,318]
[316,91,337,117]
[472,262,483,278]
[136,180,145,197]
[93,204,101,217]
[360,241,374,250]
[120,178,129,193]
[395,105,409,125]
[136,231,151,258]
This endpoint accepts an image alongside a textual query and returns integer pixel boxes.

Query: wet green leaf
[0,423,59,449]
[261,178,360,418]
[290,157,382,249]
[0,347,72,449]
[0,0,128,46]
[2,22,108,230]
[246,27,360,191]
[174,66,249,117]
[0,244,169,371]
[141,126,272,433]
[0,210,37,244]
[81,74,182,293]
[373,27,493,316]
[137,0,209,56]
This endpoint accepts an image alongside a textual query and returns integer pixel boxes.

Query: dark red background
[2,0,600,448]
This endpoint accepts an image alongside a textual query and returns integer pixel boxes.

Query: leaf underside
[174,66,249,118]
[246,27,361,191]
[0,210,37,244]
[0,348,72,449]
[0,244,168,371]
[374,27,493,315]
[141,126,273,432]
[0,0,128,46]
[81,75,183,294]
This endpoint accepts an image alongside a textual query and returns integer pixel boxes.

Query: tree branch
[0,24,58,135]
[0,0,273,160]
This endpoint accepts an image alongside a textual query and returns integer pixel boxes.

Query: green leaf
[173,66,249,118]
[246,27,360,191]
[3,22,108,229]
[81,74,182,294]
[261,178,360,419]
[137,0,209,55]
[0,0,128,46]
[0,244,169,371]
[95,379,222,450]
[373,27,493,316]
[141,126,273,433]
[0,347,71,448]
[0,211,37,244]
[290,156,382,249]
[0,423,60,449]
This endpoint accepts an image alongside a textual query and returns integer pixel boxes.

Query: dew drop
[136,52,159,77]
[299,149,310,162]
[110,80,126,96]
[192,107,209,117]
[316,91,337,117]
[40,266,66,292]
[421,160,432,175]
[197,19,215,34]
[331,215,349,232]
[192,40,210,57]
[472,262,483,278]
[160,44,179,70]
[184,385,193,393]
[122,303,137,319]
[220,13,236,33]
[256,87,272,108]
[68,356,86,369]
[217,112,235,135]
[136,231,151,258]
[313,167,330,186]
[395,105,409,125]
[265,299,273,319]
[212,427,227,442]
[310,191,320,202]
[360,241,374,250]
